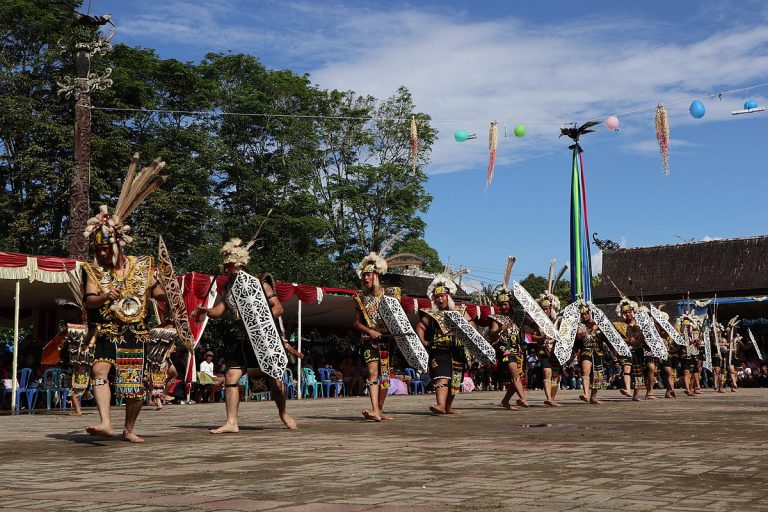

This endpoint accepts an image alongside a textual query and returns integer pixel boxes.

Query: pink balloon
[605,116,620,131]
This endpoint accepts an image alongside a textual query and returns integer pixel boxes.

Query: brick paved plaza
[1,388,767,511]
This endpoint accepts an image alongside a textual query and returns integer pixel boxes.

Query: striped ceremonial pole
[569,147,592,302]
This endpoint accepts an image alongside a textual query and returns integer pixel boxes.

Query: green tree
[0,0,80,254]
[312,86,437,270]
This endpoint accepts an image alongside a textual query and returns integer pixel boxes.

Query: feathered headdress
[616,297,638,316]
[83,153,167,265]
[356,231,422,278]
[537,259,565,312]
[220,209,273,269]
[220,238,251,267]
[676,311,696,328]
[493,255,515,303]
[427,266,468,298]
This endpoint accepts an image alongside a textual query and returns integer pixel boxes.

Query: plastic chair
[37,368,65,410]
[3,368,36,414]
[301,367,322,399]
[281,369,297,399]
[405,368,425,394]
[317,367,345,398]
[238,374,249,401]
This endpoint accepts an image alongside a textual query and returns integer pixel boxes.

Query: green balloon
[514,124,526,137]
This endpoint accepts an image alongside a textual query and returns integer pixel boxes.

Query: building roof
[593,236,768,302]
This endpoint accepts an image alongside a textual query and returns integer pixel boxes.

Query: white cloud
[701,235,723,242]
[117,1,768,174]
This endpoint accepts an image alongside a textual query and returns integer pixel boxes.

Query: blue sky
[90,0,768,289]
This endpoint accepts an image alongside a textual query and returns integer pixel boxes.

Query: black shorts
[362,339,391,365]
[93,328,144,365]
[429,347,465,380]
[224,330,259,370]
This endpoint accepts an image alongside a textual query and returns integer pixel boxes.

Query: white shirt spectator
[200,360,215,378]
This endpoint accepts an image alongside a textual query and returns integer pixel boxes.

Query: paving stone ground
[1,388,767,511]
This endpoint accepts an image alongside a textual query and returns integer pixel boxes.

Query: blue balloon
[454,129,469,142]
[689,100,705,119]
[744,99,758,110]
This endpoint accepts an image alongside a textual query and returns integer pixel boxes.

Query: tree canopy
[0,0,440,288]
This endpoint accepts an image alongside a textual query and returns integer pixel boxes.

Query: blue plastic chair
[3,368,36,414]
[317,367,345,398]
[405,368,425,394]
[37,368,67,410]
[281,369,297,399]
[239,374,249,401]
[301,367,322,399]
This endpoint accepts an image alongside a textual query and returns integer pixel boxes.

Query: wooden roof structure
[593,236,768,303]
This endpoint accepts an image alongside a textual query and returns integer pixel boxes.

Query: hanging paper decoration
[410,116,418,175]
[605,116,620,131]
[689,100,705,119]
[486,121,498,187]
[655,104,670,175]
[513,124,526,137]
[454,129,476,142]
[560,121,598,301]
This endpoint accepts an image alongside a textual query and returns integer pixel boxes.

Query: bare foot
[670,390,677,398]
[684,390,694,396]
[379,413,394,420]
[632,396,643,402]
[645,395,657,400]
[589,399,604,405]
[209,423,240,434]
[429,405,446,414]
[280,412,298,430]
[731,388,737,393]
[516,399,529,408]
[499,401,517,411]
[122,431,145,443]
[717,389,726,394]
[544,399,554,407]
[446,408,462,415]
[551,401,562,407]
[68,410,83,416]
[362,410,382,422]
[579,394,589,403]
[619,388,631,397]
[86,424,113,437]
[693,389,702,395]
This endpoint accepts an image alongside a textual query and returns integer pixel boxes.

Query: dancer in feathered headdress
[653,305,680,399]
[416,266,473,415]
[724,316,743,393]
[709,320,728,394]
[352,232,422,422]
[486,256,530,409]
[531,260,567,407]
[612,295,651,401]
[195,210,299,433]
[573,297,611,404]
[81,153,169,443]
[676,311,702,396]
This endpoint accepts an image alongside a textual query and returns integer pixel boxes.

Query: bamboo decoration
[486,121,498,187]
[655,104,670,175]
[410,116,418,175]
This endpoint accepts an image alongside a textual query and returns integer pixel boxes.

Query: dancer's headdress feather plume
[83,153,167,265]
